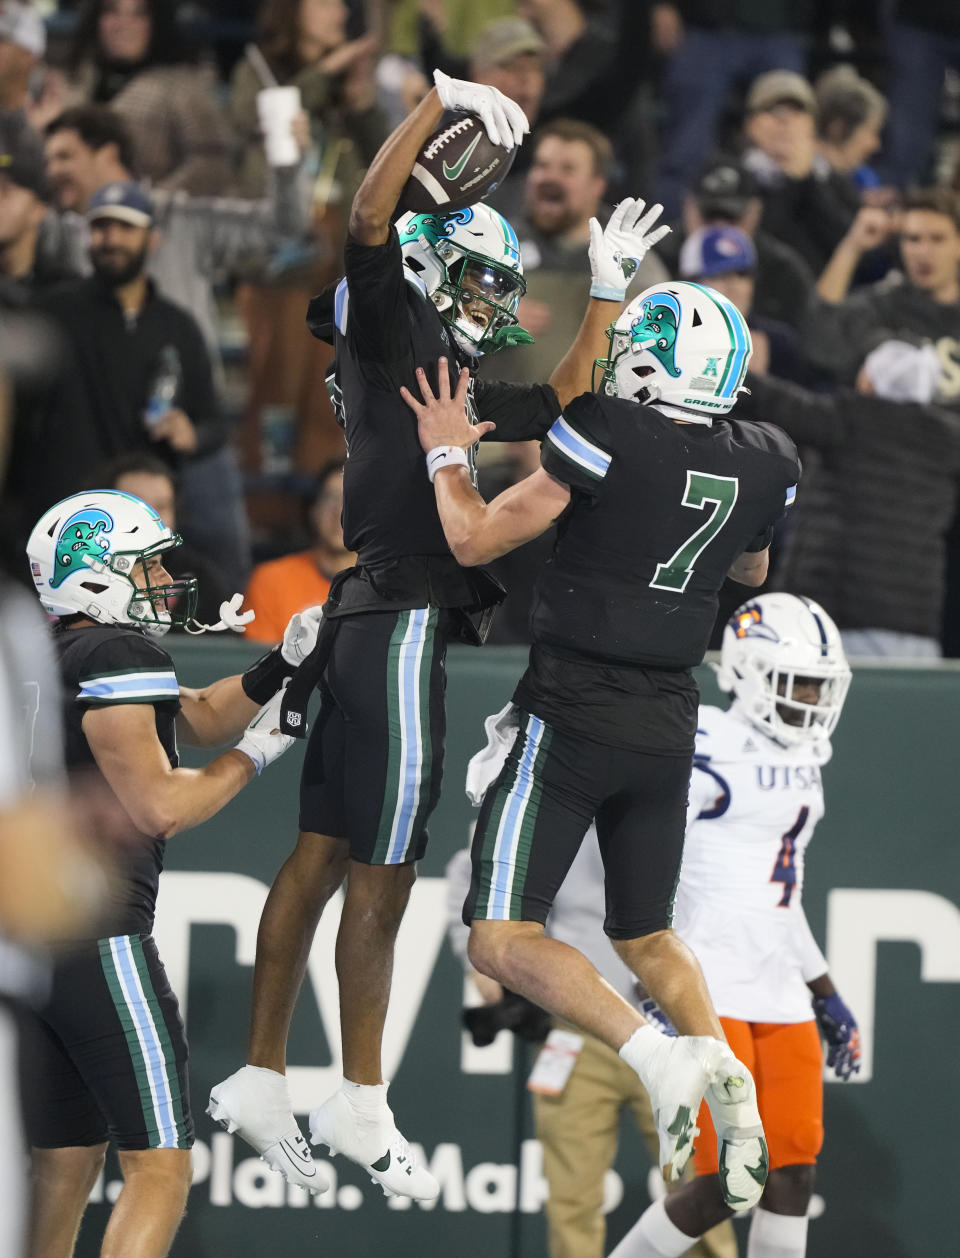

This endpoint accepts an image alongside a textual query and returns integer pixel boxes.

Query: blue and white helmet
[395,204,529,355]
[26,490,196,636]
[717,593,851,749]
[596,280,753,422]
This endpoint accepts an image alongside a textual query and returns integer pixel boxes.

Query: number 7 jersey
[674,703,830,1024]
[534,394,799,668]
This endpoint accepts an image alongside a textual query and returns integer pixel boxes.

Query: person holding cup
[230,0,389,229]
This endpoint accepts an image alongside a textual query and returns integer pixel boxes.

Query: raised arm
[401,362,570,565]
[550,197,671,407]
[816,206,891,304]
[349,72,528,245]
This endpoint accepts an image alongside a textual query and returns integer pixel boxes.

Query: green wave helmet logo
[51,509,113,588]
[631,292,682,378]
[400,207,475,248]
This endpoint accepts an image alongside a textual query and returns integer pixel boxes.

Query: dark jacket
[675,0,814,30]
[743,154,860,275]
[801,278,960,407]
[738,372,960,638]
[30,276,227,508]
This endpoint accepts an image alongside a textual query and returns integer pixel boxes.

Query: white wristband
[426,445,469,483]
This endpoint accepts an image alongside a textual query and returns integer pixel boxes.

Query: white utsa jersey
[674,703,829,1024]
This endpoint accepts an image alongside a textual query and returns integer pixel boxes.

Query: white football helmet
[716,593,851,749]
[395,204,530,355]
[27,490,197,637]
[594,280,752,422]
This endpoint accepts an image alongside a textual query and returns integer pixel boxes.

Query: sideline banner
[75,644,960,1258]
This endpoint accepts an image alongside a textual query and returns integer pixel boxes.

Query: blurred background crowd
[2,0,960,657]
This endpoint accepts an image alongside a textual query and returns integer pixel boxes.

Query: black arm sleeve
[342,231,414,373]
[473,376,561,442]
[736,373,845,450]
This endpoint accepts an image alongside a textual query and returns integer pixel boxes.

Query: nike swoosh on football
[443,133,483,182]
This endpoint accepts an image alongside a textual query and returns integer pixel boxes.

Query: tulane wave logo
[400,207,475,246]
[51,509,113,589]
[631,292,682,378]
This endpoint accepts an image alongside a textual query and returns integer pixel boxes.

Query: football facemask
[593,281,752,422]
[717,593,851,749]
[27,490,197,637]
[396,205,532,355]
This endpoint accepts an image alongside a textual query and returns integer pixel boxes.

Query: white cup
[257,85,302,167]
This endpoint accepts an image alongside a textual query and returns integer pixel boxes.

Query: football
[399,112,516,215]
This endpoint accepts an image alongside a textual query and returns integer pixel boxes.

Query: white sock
[243,1065,287,1090]
[618,1024,664,1086]
[609,1199,699,1258]
[341,1079,390,1116]
[747,1207,808,1258]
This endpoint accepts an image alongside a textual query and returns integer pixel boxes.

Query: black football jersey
[55,623,180,935]
[531,394,800,670]
[309,231,560,595]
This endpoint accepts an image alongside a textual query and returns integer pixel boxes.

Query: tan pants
[533,1030,738,1258]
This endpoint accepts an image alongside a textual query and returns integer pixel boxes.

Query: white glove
[433,68,528,148]
[280,605,324,667]
[235,683,295,775]
[588,197,671,301]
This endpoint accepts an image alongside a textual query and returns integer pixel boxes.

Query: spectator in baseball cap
[469,18,546,128]
[86,179,155,229]
[742,68,860,274]
[680,224,806,383]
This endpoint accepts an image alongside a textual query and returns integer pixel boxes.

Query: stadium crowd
[1,0,959,655]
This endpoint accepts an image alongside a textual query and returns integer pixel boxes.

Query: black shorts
[299,608,448,864]
[464,711,693,939]
[20,934,193,1151]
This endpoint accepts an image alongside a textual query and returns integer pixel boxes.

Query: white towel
[465,702,520,806]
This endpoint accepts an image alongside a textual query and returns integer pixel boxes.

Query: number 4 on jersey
[771,806,809,907]
[650,471,739,592]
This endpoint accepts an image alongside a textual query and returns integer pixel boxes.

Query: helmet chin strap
[184,593,255,636]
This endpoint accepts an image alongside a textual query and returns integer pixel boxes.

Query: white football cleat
[705,1051,768,1211]
[308,1088,439,1201]
[631,1034,731,1181]
[207,1066,330,1195]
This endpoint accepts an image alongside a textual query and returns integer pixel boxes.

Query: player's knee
[346,860,416,919]
[468,921,540,985]
[118,1147,193,1194]
[466,925,502,980]
[763,1163,816,1214]
[32,1143,107,1194]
